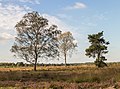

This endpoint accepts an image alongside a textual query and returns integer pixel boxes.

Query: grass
[0,63,120,88]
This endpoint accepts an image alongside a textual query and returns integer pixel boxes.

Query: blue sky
[0,0,120,63]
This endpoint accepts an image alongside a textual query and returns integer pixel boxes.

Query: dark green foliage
[95,59,107,68]
[0,63,15,67]
[16,62,24,67]
[49,84,63,89]
[74,77,100,83]
[85,31,109,67]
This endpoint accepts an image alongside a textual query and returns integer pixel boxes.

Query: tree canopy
[58,31,77,66]
[11,11,62,71]
[85,31,109,67]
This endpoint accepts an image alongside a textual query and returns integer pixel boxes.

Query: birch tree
[59,31,77,66]
[11,11,61,71]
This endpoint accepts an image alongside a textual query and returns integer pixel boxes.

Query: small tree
[59,31,77,66]
[85,31,109,67]
[11,11,61,71]
[16,62,24,67]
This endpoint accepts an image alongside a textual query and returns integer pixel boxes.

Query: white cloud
[0,3,74,43]
[0,2,76,43]
[0,32,14,40]
[80,13,108,28]
[42,14,80,41]
[0,2,79,43]
[0,32,14,43]
[0,3,31,42]
[0,0,40,4]
[18,0,40,4]
[43,14,71,32]
[0,3,31,30]
[65,2,86,10]
[56,14,72,20]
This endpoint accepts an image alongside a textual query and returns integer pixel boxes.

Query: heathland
[0,62,120,89]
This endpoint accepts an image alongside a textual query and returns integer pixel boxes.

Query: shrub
[49,84,63,89]
[16,62,24,67]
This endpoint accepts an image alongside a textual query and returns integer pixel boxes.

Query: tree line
[0,62,94,67]
[10,11,109,71]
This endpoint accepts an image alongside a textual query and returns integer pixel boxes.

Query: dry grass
[0,63,120,88]
[0,64,95,71]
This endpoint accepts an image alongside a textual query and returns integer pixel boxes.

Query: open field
[0,63,120,89]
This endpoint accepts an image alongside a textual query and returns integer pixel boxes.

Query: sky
[0,0,120,63]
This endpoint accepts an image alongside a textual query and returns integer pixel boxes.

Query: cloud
[65,2,86,10]
[0,33,14,40]
[43,14,71,32]
[0,3,31,30]
[0,0,40,4]
[56,14,72,20]
[0,32,14,43]
[0,3,31,42]
[0,2,75,43]
[80,13,108,28]
[0,2,79,43]
[42,14,81,41]
[0,2,74,43]
[18,0,40,4]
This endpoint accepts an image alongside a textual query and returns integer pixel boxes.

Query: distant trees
[11,11,61,71]
[16,62,24,67]
[58,31,77,66]
[85,31,109,67]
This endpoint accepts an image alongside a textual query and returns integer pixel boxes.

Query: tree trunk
[64,53,67,66]
[96,51,101,68]
[97,52,101,61]
[34,46,38,71]
[34,58,37,71]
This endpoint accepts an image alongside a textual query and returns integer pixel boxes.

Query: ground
[0,63,120,89]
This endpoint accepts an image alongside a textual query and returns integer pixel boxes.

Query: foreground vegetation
[0,62,120,89]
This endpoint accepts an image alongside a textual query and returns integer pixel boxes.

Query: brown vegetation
[0,63,120,89]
